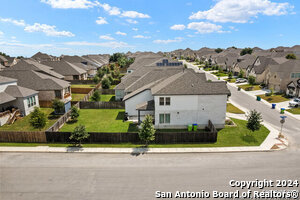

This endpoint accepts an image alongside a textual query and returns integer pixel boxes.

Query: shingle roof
[136,100,154,110]
[31,52,53,60]
[5,85,38,98]
[0,75,17,84]
[0,55,8,62]
[0,92,16,104]
[269,59,300,79]
[0,70,70,91]
[41,60,87,76]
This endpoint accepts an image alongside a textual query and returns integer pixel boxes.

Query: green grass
[60,109,138,132]
[203,68,212,71]
[224,78,236,83]
[257,94,290,103]
[286,107,300,114]
[71,93,86,101]
[0,108,60,131]
[110,85,117,89]
[100,94,115,102]
[0,119,270,148]
[71,84,95,88]
[239,84,261,91]
[212,72,228,77]
[227,103,245,114]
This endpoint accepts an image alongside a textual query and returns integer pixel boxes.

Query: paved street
[0,61,299,200]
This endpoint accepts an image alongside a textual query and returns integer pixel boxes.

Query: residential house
[123,69,230,129]
[0,55,9,67]
[41,60,88,80]
[0,76,39,126]
[31,52,59,62]
[232,54,256,76]
[0,70,72,112]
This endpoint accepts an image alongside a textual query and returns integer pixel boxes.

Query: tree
[101,77,111,89]
[70,106,80,121]
[240,48,253,56]
[109,53,124,62]
[90,90,100,101]
[107,74,114,84]
[93,76,100,84]
[231,46,237,49]
[52,99,65,114]
[30,107,47,130]
[215,48,223,53]
[138,115,156,146]
[228,71,233,79]
[97,69,105,79]
[238,70,244,78]
[117,56,127,68]
[248,75,256,86]
[184,64,187,69]
[69,125,89,147]
[286,53,296,59]
[247,110,263,132]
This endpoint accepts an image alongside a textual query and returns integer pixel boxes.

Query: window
[27,98,30,108]
[159,97,164,106]
[33,96,36,105]
[55,90,62,99]
[291,73,300,78]
[165,97,170,106]
[159,114,170,124]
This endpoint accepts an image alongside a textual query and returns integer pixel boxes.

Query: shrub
[93,76,100,84]
[215,48,223,53]
[240,48,253,56]
[107,75,114,84]
[97,70,105,79]
[30,107,47,130]
[246,110,263,132]
[52,99,65,114]
[248,75,256,86]
[228,71,233,79]
[69,125,89,147]
[70,106,80,121]
[286,54,296,59]
[238,70,244,78]
[90,90,100,102]
[101,77,111,89]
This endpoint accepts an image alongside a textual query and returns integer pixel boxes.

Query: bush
[215,48,223,53]
[70,106,80,121]
[52,99,65,114]
[69,125,89,147]
[30,107,47,130]
[101,78,111,89]
[138,115,156,146]
[90,90,100,102]
[238,70,244,78]
[228,71,233,79]
[248,75,256,85]
[286,54,296,59]
[240,48,253,56]
[246,110,263,132]
[107,75,114,84]
[93,76,100,84]
[97,70,105,79]
[225,119,234,125]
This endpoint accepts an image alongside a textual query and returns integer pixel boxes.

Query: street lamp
[279,116,287,138]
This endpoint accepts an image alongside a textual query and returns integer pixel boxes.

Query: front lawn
[286,107,300,115]
[239,84,261,91]
[0,108,60,131]
[100,94,115,102]
[224,78,236,83]
[60,109,138,132]
[71,93,86,101]
[71,84,96,88]
[212,72,228,77]
[257,94,290,103]
[227,103,245,114]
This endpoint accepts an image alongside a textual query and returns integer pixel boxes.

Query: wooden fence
[39,100,53,108]
[0,131,47,143]
[71,88,93,94]
[69,80,95,85]
[80,101,125,109]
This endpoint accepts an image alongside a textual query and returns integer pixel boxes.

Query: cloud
[96,2,121,15]
[115,31,127,36]
[41,0,95,9]
[0,41,54,48]
[0,31,3,36]
[121,11,150,18]
[24,23,75,37]
[189,0,293,23]
[126,19,138,24]
[132,28,138,31]
[187,22,222,34]
[153,37,183,44]
[0,17,26,26]
[133,35,151,39]
[170,24,186,30]
[64,41,130,48]
[99,35,115,40]
[96,17,108,25]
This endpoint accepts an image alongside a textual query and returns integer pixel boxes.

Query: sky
[0,0,299,57]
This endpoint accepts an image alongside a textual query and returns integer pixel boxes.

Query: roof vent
[191,84,194,87]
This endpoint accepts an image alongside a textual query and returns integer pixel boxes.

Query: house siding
[125,90,154,117]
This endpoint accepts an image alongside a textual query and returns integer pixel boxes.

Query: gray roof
[0,75,17,84]
[0,70,70,91]
[5,85,38,98]
[127,54,162,70]
[0,92,16,104]
[251,57,281,74]
[269,59,300,79]
[136,100,154,110]
[41,60,87,76]
[0,55,8,62]
[31,52,53,60]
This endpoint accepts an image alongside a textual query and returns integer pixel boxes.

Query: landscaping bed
[286,107,300,114]
[0,108,60,132]
[226,103,245,114]
[59,109,138,133]
[239,84,261,91]
[257,94,290,103]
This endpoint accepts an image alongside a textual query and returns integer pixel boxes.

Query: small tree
[246,110,263,132]
[248,75,256,86]
[107,74,114,84]
[240,48,253,56]
[286,53,296,59]
[228,71,233,79]
[69,125,89,147]
[93,76,100,84]
[52,99,65,114]
[184,64,187,69]
[30,107,47,130]
[138,115,156,146]
[90,90,100,101]
[97,70,105,79]
[238,70,245,78]
[70,106,80,121]
[101,77,111,89]
[215,48,223,53]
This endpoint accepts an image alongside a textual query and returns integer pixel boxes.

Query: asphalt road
[0,62,300,200]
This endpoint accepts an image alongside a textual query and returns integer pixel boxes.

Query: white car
[289,98,300,107]
[235,78,247,83]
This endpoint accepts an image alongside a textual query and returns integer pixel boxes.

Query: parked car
[289,98,300,107]
[235,78,247,83]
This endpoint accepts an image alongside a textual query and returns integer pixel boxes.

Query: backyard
[257,94,290,103]
[286,107,300,115]
[0,108,60,131]
[71,93,86,101]
[99,94,115,102]
[59,109,138,132]
[226,103,245,114]
[71,84,96,88]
